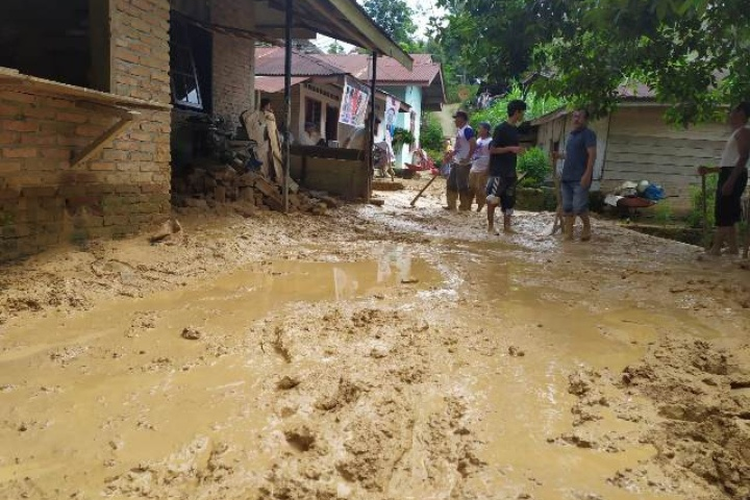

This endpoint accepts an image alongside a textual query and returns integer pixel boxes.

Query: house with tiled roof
[313,53,445,166]
[255,48,445,166]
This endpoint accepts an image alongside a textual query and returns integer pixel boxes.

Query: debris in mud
[284,426,316,452]
[149,218,183,244]
[277,375,300,390]
[508,345,525,357]
[400,277,419,284]
[180,327,202,340]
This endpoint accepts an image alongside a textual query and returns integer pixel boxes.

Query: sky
[315,0,446,52]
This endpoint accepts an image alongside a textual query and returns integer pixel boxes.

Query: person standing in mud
[552,109,597,241]
[487,99,527,234]
[698,101,750,256]
[469,122,492,212]
[444,111,476,211]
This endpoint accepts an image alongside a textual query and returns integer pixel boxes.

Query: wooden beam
[70,111,139,168]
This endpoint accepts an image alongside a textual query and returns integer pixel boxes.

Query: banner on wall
[338,77,371,127]
[383,95,400,146]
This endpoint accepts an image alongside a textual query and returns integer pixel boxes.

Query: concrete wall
[0,0,172,261]
[381,85,422,167]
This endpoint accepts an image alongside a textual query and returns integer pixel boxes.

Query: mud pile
[620,338,750,500]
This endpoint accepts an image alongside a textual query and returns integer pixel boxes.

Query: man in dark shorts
[698,101,750,255]
[486,99,527,234]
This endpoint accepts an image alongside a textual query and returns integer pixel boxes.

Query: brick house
[0,0,410,262]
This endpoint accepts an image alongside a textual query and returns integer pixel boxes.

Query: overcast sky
[315,0,446,51]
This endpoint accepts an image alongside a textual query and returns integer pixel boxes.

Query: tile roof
[255,47,347,77]
[311,53,442,85]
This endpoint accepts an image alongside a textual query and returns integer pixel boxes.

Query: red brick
[3,148,38,159]
[41,149,71,160]
[4,120,39,133]
[90,162,116,171]
[0,161,22,173]
[76,124,105,137]
[0,132,20,144]
[21,134,57,146]
[56,112,89,124]
[1,92,37,105]
[40,97,75,109]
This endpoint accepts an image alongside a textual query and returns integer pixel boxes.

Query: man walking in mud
[444,111,476,211]
[552,109,597,241]
[487,99,527,234]
[698,101,750,256]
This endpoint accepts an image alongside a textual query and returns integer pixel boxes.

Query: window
[170,18,203,110]
[305,98,322,127]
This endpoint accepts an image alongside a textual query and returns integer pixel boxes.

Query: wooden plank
[606,153,717,167]
[70,113,137,168]
[606,135,724,154]
[605,160,703,176]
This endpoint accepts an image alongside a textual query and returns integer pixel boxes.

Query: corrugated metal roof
[311,53,442,85]
[255,76,310,93]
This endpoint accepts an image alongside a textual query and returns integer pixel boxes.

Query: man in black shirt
[487,99,527,234]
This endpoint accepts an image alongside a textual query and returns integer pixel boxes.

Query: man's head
[478,122,491,137]
[304,122,316,133]
[507,100,527,124]
[453,110,469,127]
[729,101,750,128]
[572,108,590,129]
[260,98,272,112]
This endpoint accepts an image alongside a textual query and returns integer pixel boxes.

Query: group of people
[443,100,750,252]
[444,101,597,240]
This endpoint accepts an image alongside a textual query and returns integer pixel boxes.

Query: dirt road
[1,178,748,500]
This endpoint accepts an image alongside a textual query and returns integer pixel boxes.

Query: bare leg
[580,213,591,241]
[726,225,739,255]
[564,215,574,241]
[487,203,497,233]
[503,213,515,234]
[707,227,726,255]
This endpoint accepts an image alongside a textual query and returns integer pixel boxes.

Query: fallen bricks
[173,161,340,215]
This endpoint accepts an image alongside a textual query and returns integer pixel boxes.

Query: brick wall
[0,0,172,261]
[212,0,256,127]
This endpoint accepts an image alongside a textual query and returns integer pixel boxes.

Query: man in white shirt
[299,122,325,146]
[444,110,476,211]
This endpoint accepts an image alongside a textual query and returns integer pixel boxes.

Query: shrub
[420,113,444,151]
[517,147,550,188]
[470,82,566,130]
[392,127,415,148]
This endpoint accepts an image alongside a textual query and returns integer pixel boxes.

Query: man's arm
[722,128,750,195]
[581,146,597,187]
[465,136,478,163]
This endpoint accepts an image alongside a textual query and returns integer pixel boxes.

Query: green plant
[517,147,550,188]
[420,113,444,151]
[391,127,415,148]
[470,82,566,129]
[654,200,674,226]
[686,174,717,229]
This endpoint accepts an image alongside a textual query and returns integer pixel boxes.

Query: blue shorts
[561,181,590,214]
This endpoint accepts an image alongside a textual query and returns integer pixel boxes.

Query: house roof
[256,47,348,77]
[312,53,442,85]
[254,0,412,69]
[255,76,311,93]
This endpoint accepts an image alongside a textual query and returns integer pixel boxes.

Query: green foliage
[686,173,718,228]
[424,148,444,166]
[327,41,345,54]
[517,147,550,188]
[391,127,415,148]
[420,113,445,150]
[470,83,566,127]
[432,0,750,125]
[654,201,674,226]
[363,0,417,47]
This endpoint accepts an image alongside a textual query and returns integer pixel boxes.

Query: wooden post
[283,0,293,214]
[367,51,378,200]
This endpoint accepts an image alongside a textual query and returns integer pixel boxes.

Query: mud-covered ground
[1,178,748,500]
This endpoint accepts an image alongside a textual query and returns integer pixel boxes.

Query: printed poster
[338,77,371,127]
[383,95,400,147]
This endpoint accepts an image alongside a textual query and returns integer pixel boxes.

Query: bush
[517,147,550,188]
[686,174,717,228]
[420,113,444,151]
[470,82,566,130]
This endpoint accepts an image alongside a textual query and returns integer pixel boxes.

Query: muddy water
[0,228,746,499]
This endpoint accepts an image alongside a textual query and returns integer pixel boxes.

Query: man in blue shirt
[553,109,597,241]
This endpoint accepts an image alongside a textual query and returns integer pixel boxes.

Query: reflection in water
[334,247,414,300]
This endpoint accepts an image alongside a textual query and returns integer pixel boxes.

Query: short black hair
[260,98,271,109]
[507,99,527,117]
[734,102,750,119]
[576,108,590,119]
[478,121,491,131]
[453,110,469,121]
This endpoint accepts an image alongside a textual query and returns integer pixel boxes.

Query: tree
[327,41,345,54]
[362,0,417,47]
[433,0,750,124]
